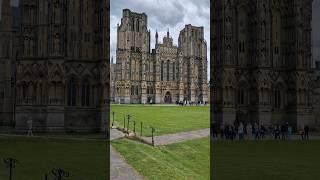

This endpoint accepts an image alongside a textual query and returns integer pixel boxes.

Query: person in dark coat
[304,125,309,140]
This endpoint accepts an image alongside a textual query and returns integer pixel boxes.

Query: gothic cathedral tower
[212,0,314,130]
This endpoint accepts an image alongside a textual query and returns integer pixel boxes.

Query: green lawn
[212,140,320,180]
[112,138,210,180]
[110,105,209,136]
[0,135,108,180]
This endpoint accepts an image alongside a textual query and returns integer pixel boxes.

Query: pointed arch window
[167,60,170,81]
[172,62,175,81]
[81,79,90,106]
[238,87,245,105]
[131,18,135,31]
[67,77,77,106]
[161,61,164,81]
[274,88,281,109]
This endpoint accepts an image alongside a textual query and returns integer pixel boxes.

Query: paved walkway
[110,129,143,180]
[143,128,210,146]
[110,128,126,140]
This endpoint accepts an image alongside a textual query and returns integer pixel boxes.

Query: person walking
[27,118,33,136]
[254,122,260,140]
[304,125,309,140]
[247,123,253,140]
[238,122,244,140]
[288,125,292,140]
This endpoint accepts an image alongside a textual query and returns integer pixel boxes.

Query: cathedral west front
[113,9,209,104]
[212,0,315,130]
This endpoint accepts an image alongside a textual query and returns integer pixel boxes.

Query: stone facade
[113,9,208,104]
[212,0,315,130]
[0,0,109,132]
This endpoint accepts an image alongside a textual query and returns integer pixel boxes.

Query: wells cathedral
[0,0,109,132]
[212,0,317,130]
[112,9,209,104]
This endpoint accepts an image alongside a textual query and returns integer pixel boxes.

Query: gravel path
[143,128,210,146]
[110,129,143,180]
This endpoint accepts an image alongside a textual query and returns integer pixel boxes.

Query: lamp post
[51,168,70,180]
[3,158,18,180]
[150,127,155,146]
[127,114,131,134]
[112,111,115,127]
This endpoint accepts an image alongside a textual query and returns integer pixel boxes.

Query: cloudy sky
[110,0,210,76]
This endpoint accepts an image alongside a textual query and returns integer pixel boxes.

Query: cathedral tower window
[67,78,77,106]
[274,89,281,109]
[81,79,90,106]
[131,86,134,95]
[137,20,139,32]
[167,60,170,81]
[172,62,175,80]
[131,18,135,31]
[161,61,164,81]
[238,87,245,105]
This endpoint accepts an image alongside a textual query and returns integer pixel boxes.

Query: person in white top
[238,122,244,140]
[27,118,33,136]
[246,123,253,139]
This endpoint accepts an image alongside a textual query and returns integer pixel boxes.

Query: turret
[155,29,158,46]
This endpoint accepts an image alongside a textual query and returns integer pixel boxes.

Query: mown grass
[111,105,209,136]
[0,135,108,180]
[112,137,210,180]
[212,140,320,180]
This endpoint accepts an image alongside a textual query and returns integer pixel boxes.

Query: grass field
[0,135,108,180]
[112,138,210,180]
[212,140,320,180]
[110,105,209,136]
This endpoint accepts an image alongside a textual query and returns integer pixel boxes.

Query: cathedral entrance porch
[164,92,172,104]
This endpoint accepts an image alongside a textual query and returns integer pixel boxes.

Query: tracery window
[67,78,77,106]
[81,79,90,106]
[167,60,170,81]
[161,61,164,81]
[172,62,175,80]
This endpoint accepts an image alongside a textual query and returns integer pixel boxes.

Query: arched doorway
[164,91,172,104]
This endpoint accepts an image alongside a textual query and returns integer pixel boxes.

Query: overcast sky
[110,0,210,77]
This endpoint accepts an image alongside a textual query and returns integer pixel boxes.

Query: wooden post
[133,121,136,133]
[112,112,115,126]
[140,122,143,136]
[123,116,126,129]
[127,114,130,134]
[151,127,155,146]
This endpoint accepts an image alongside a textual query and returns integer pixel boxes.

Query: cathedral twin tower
[114,9,209,104]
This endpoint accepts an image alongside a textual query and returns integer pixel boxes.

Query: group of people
[176,100,208,106]
[211,122,310,141]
